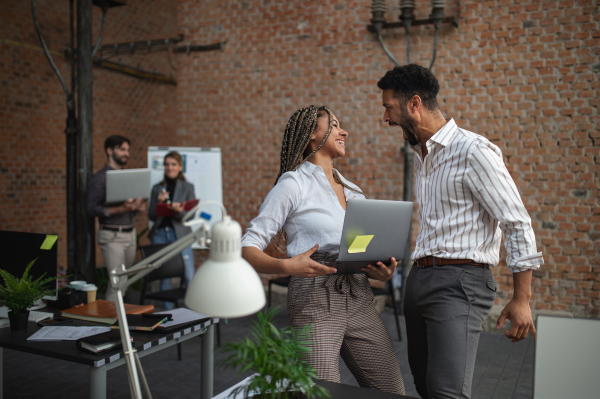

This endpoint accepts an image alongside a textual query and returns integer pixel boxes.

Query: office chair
[267,276,291,308]
[371,280,402,341]
[138,244,221,359]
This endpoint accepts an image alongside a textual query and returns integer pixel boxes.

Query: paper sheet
[348,235,374,253]
[154,308,217,328]
[27,326,111,341]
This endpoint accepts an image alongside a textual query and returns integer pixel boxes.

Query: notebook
[77,330,134,354]
[61,300,154,324]
[155,199,199,218]
[111,314,169,332]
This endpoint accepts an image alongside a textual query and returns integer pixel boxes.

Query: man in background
[377,64,542,399]
[87,135,146,302]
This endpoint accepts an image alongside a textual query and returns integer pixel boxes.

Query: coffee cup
[80,284,98,303]
[69,281,87,290]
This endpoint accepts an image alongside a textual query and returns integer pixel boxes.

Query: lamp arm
[108,222,210,399]
[182,200,227,227]
[112,225,209,293]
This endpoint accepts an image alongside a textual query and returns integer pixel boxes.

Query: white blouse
[241,162,366,257]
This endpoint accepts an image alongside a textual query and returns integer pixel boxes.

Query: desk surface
[214,375,419,399]
[316,380,419,399]
[0,309,214,367]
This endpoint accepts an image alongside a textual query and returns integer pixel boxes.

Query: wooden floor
[3,307,535,399]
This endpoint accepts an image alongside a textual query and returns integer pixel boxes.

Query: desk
[0,312,216,399]
[214,375,420,399]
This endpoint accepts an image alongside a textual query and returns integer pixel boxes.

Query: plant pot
[8,310,30,331]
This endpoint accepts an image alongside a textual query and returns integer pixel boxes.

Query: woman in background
[148,151,196,309]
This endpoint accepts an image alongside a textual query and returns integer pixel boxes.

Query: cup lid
[80,284,97,291]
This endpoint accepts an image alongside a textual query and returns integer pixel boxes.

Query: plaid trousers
[287,253,405,395]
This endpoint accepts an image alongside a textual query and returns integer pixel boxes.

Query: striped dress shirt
[410,118,543,273]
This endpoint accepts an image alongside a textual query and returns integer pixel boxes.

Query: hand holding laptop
[122,198,147,212]
[361,257,398,282]
[285,244,337,278]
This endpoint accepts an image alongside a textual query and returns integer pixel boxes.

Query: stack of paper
[27,326,111,341]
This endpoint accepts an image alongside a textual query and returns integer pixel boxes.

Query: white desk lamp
[109,201,266,399]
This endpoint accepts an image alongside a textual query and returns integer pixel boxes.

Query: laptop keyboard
[0,306,53,322]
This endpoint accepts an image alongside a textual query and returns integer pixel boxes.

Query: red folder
[155,199,199,218]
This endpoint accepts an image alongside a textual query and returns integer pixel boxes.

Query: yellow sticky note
[348,235,374,254]
[40,235,58,250]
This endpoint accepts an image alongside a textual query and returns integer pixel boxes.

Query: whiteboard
[147,147,223,249]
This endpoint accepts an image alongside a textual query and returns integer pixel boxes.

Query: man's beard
[400,105,420,146]
[113,152,128,166]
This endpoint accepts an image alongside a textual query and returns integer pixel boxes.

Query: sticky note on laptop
[348,235,374,254]
[40,235,58,250]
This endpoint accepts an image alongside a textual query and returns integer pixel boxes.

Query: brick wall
[0,0,178,268]
[1,0,598,317]
[176,0,599,318]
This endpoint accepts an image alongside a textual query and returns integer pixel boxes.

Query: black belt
[416,256,487,268]
[100,225,134,233]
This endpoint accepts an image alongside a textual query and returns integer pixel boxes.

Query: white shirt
[241,162,366,257]
[410,118,543,273]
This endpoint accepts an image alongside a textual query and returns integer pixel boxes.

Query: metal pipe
[91,7,107,58]
[77,0,96,284]
[429,27,439,70]
[371,0,400,66]
[165,39,178,71]
[66,0,78,280]
[429,0,445,71]
[98,35,184,56]
[375,26,400,67]
[31,0,68,96]
[400,1,415,65]
[33,0,79,278]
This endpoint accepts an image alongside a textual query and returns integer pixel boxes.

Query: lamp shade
[185,215,266,318]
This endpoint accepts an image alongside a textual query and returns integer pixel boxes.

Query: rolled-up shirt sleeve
[241,176,301,252]
[466,143,544,273]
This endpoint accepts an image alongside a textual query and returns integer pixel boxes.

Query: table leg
[0,347,3,399]
[90,365,107,399]
[201,323,214,399]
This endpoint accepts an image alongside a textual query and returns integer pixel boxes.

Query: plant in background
[0,258,64,314]
[221,307,330,399]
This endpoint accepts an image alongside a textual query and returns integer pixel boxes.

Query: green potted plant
[221,308,330,399]
[0,257,63,331]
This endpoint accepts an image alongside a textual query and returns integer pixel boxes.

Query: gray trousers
[404,263,497,399]
[97,228,136,303]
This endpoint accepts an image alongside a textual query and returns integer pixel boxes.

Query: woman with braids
[241,106,405,395]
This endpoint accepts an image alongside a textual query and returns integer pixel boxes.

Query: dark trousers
[404,263,497,399]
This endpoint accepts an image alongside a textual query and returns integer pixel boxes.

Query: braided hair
[271,105,367,251]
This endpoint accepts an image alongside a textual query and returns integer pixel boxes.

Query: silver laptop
[533,315,600,399]
[105,168,151,204]
[332,199,413,274]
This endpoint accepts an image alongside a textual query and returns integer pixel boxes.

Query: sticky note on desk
[348,235,374,254]
[40,235,58,250]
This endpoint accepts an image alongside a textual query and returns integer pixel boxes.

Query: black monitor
[0,230,59,301]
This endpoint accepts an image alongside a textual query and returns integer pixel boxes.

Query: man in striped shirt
[378,64,543,399]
